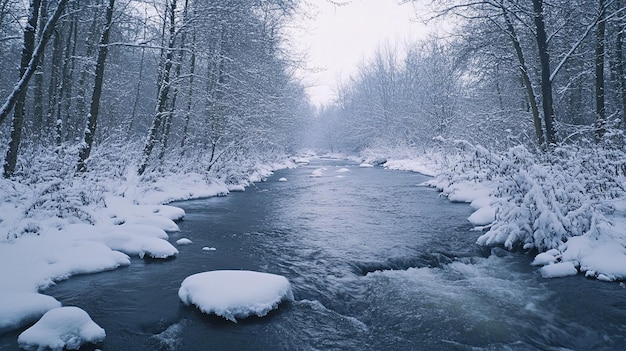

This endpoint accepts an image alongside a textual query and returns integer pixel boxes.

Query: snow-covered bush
[433,140,626,253]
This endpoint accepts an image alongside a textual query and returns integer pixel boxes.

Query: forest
[0,0,308,182]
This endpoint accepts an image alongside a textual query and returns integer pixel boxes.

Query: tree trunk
[3,0,70,176]
[2,0,42,177]
[595,0,607,140]
[75,4,100,127]
[46,27,63,143]
[32,0,47,142]
[532,0,557,145]
[158,0,190,163]
[180,22,197,156]
[61,2,77,142]
[126,13,148,139]
[137,0,177,175]
[502,7,544,145]
[76,0,115,172]
[617,0,626,130]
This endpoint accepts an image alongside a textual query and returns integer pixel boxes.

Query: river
[1,158,625,350]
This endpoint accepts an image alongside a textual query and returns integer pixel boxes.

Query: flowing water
[2,159,625,350]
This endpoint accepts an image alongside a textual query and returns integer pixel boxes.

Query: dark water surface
[2,159,625,350]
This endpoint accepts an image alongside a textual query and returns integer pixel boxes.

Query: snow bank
[178,270,293,322]
[0,293,61,332]
[383,159,437,177]
[121,172,230,205]
[18,307,105,351]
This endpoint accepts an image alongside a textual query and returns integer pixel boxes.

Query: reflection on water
[2,159,625,350]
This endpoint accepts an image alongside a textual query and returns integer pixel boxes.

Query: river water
[2,159,625,350]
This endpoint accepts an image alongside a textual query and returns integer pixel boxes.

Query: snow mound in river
[0,293,61,331]
[18,306,105,351]
[178,270,293,322]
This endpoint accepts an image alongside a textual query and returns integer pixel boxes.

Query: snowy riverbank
[366,141,626,283]
[0,158,295,340]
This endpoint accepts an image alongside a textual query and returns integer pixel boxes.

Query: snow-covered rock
[178,270,293,322]
[540,262,578,278]
[467,205,496,226]
[228,184,246,192]
[359,163,374,168]
[531,250,559,266]
[0,293,61,331]
[201,247,216,251]
[176,238,193,245]
[310,168,326,177]
[278,177,288,182]
[17,306,105,351]
[293,157,310,165]
[336,168,350,173]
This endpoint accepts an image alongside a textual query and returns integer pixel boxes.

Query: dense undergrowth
[440,140,625,252]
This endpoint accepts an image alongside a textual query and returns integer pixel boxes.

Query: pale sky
[285,0,433,106]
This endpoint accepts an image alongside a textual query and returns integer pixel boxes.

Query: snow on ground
[383,159,437,177]
[0,159,294,335]
[178,270,293,322]
[17,307,105,351]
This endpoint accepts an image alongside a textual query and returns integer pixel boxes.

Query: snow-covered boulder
[336,168,350,173]
[540,262,578,278]
[18,306,105,351]
[176,238,193,245]
[310,168,326,177]
[100,227,178,259]
[0,293,61,331]
[467,205,496,226]
[178,270,293,322]
[278,177,288,182]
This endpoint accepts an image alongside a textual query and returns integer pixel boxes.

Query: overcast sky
[285,0,433,107]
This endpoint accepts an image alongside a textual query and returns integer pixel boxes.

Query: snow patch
[178,270,293,322]
[17,307,105,351]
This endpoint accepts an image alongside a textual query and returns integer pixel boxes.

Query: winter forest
[2,0,626,348]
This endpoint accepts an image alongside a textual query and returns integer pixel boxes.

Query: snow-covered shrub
[433,140,626,253]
